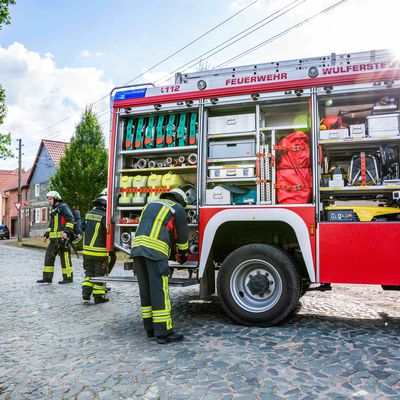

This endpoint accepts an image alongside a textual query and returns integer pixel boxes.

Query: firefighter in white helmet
[37,191,75,284]
[131,188,189,344]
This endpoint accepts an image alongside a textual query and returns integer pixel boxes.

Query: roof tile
[43,139,69,166]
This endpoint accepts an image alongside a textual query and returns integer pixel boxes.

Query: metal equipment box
[349,124,366,138]
[208,114,255,134]
[208,139,255,158]
[208,164,255,179]
[367,113,400,137]
[319,128,349,140]
[206,186,231,204]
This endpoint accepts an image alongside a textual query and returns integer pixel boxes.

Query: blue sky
[0,0,399,169]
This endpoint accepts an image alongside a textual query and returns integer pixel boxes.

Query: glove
[175,252,188,265]
[43,231,49,239]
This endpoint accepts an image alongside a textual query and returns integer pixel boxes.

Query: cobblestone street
[1,241,399,399]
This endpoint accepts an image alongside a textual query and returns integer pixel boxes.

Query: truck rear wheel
[217,244,301,326]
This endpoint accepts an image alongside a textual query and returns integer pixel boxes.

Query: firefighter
[37,191,75,284]
[131,188,189,344]
[81,195,109,304]
[100,187,116,276]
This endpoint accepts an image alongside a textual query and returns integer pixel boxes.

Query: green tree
[0,0,15,28]
[50,107,108,215]
[0,0,16,160]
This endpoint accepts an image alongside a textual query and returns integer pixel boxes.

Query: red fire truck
[103,49,400,326]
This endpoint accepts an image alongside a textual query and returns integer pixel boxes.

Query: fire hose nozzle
[187,153,197,165]
[136,158,148,169]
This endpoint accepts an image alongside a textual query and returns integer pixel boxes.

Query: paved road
[0,241,399,400]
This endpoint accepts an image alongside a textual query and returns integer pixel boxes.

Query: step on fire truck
[99,49,400,326]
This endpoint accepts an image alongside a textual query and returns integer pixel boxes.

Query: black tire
[300,280,311,297]
[217,244,301,327]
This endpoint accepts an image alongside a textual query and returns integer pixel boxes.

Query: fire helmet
[160,188,188,207]
[46,190,62,200]
[92,195,107,208]
[320,116,346,130]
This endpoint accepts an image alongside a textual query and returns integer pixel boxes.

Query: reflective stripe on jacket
[46,202,75,240]
[83,207,108,257]
[131,199,189,261]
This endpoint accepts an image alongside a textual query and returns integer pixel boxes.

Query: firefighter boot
[156,332,184,344]
[82,287,92,301]
[37,278,52,284]
[58,278,73,284]
[146,330,155,338]
[94,296,109,304]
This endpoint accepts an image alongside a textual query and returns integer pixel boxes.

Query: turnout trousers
[42,240,73,281]
[81,257,108,300]
[134,256,173,337]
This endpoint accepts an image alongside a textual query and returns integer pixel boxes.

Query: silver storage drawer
[367,113,399,137]
[208,164,255,178]
[208,114,255,134]
[208,139,255,158]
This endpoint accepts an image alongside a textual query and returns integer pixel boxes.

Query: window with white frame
[35,184,40,197]
[35,208,41,224]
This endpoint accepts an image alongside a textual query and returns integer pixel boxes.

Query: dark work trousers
[42,240,73,281]
[134,256,173,336]
[82,257,107,299]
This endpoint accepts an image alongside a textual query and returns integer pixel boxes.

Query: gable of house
[30,146,57,185]
[28,139,69,237]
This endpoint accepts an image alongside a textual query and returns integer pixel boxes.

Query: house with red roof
[0,169,31,237]
[0,169,19,226]
[27,139,69,236]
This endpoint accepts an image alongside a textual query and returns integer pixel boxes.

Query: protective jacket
[45,202,75,240]
[83,207,108,258]
[131,199,188,260]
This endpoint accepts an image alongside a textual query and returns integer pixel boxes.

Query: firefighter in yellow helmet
[131,188,189,344]
[81,195,109,304]
[37,191,75,284]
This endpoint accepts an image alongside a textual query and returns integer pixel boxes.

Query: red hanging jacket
[275,131,312,204]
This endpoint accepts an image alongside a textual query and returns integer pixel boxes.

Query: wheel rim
[230,259,283,313]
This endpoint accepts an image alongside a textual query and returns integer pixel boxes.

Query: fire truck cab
[104,49,400,326]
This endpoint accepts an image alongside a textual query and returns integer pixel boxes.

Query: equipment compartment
[318,86,400,221]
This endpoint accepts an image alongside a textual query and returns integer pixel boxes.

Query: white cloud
[0,42,114,169]
[81,49,102,57]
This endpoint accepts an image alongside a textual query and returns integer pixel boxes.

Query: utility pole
[17,138,22,242]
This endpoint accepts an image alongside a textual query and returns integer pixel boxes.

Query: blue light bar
[114,88,147,101]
